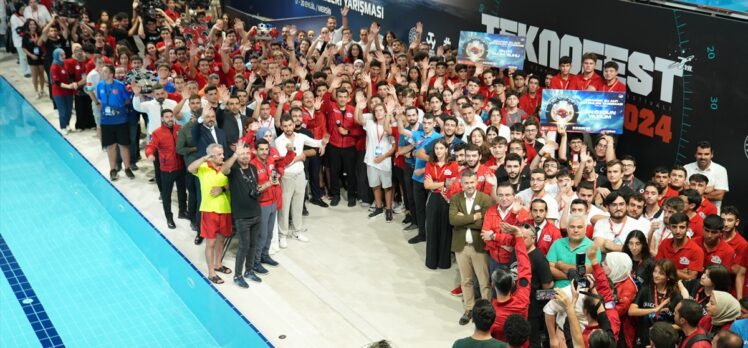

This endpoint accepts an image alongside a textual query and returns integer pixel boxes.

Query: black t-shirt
[495,165,530,192]
[597,176,636,198]
[631,257,655,289]
[528,248,553,318]
[143,29,162,45]
[43,36,70,66]
[227,163,261,219]
[111,27,136,50]
[632,285,682,348]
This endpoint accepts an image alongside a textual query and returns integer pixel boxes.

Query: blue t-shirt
[96,80,132,125]
[398,123,423,167]
[730,319,748,346]
[411,130,442,183]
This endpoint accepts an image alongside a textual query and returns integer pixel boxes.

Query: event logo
[545,96,579,129]
[464,39,488,62]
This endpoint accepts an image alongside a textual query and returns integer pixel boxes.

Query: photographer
[480,221,532,342]
[221,139,263,288]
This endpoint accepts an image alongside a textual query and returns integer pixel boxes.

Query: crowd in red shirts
[9,1,747,347]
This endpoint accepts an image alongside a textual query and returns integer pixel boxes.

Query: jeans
[234,216,261,276]
[53,95,73,130]
[159,169,187,218]
[15,45,30,75]
[255,204,277,264]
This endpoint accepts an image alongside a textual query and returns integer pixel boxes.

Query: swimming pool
[0,77,272,348]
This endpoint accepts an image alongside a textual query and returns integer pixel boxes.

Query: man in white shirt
[517,169,560,224]
[274,112,328,246]
[85,57,104,134]
[23,0,51,27]
[683,141,729,212]
[132,84,178,136]
[10,8,30,76]
[460,103,487,143]
[594,192,650,252]
[355,98,395,221]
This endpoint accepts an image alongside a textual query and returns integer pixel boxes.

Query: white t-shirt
[461,119,487,143]
[516,189,560,221]
[363,114,394,171]
[684,161,729,211]
[85,70,100,93]
[593,216,651,245]
[10,14,26,47]
[23,6,52,27]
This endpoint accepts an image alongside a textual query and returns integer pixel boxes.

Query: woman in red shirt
[50,48,77,134]
[423,138,459,270]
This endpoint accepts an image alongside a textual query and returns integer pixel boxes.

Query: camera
[54,0,84,18]
[124,70,157,94]
[138,0,164,20]
[567,253,589,289]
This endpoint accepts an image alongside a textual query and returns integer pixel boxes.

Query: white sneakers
[61,128,69,135]
[393,203,406,214]
[293,232,309,242]
[279,236,288,249]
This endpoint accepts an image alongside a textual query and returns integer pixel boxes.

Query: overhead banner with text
[231,0,748,211]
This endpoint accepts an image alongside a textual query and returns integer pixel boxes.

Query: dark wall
[80,0,133,21]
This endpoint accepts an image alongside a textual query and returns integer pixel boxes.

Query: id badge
[104,106,113,116]
[374,146,383,156]
[33,47,40,55]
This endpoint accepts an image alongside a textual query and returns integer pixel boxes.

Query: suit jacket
[219,109,247,157]
[449,191,494,253]
[192,122,228,158]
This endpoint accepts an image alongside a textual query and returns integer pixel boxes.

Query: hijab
[604,252,632,284]
[255,127,272,144]
[711,290,740,325]
[52,48,65,65]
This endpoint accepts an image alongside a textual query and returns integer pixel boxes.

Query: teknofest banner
[230,0,748,210]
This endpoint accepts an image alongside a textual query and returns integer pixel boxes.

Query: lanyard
[609,216,628,239]
[376,122,385,144]
[431,162,449,182]
[605,80,619,92]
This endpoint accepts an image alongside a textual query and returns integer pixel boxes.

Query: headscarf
[711,290,741,325]
[255,127,272,144]
[603,252,632,284]
[52,48,65,65]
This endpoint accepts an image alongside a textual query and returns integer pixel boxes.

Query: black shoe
[368,207,384,218]
[261,256,279,266]
[130,163,139,171]
[190,221,197,231]
[303,205,309,216]
[402,214,412,225]
[178,211,190,220]
[330,196,340,206]
[347,196,356,207]
[253,264,269,274]
[458,311,472,325]
[309,198,329,208]
[149,177,156,183]
[385,209,393,223]
[407,235,426,244]
[124,168,135,179]
[24,74,31,78]
[403,223,418,231]
[243,271,262,283]
[194,236,204,245]
[233,276,249,288]
[110,169,119,181]
[166,217,176,229]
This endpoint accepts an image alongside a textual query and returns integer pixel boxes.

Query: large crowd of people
[4,1,747,347]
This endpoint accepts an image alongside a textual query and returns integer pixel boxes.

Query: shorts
[100,123,130,147]
[367,166,392,189]
[200,212,233,239]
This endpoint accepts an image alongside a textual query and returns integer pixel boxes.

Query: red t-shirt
[696,198,718,219]
[692,237,735,270]
[50,63,74,97]
[570,72,605,91]
[424,161,460,193]
[490,235,531,342]
[549,73,575,90]
[689,213,704,240]
[601,79,626,92]
[656,238,705,273]
[519,91,542,116]
[659,187,680,205]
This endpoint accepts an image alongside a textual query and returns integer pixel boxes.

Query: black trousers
[234,216,261,276]
[413,180,428,237]
[154,150,163,192]
[74,93,96,130]
[425,192,452,269]
[185,170,197,222]
[355,150,372,204]
[306,155,322,201]
[402,164,416,215]
[159,168,187,218]
[327,144,356,200]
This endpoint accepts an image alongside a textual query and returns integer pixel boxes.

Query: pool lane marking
[0,233,66,348]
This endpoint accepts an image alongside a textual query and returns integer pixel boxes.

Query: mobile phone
[536,289,555,301]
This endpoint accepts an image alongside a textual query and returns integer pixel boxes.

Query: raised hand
[313,96,324,110]
[341,6,349,17]
[355,92,368,108]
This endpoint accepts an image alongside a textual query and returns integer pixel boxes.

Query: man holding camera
[221,140,263,288]
[546,214,601,288]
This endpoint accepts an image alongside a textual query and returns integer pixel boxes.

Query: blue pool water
[0,77,271,347]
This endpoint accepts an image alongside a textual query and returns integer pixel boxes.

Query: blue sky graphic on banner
[540,89,625,134]
[456,31,525,69]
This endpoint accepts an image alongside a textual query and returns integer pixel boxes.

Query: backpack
[683,334,709,348]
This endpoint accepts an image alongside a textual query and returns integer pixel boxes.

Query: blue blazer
[192,122,228,158]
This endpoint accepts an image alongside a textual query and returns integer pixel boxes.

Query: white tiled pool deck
[0,54,472,347]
